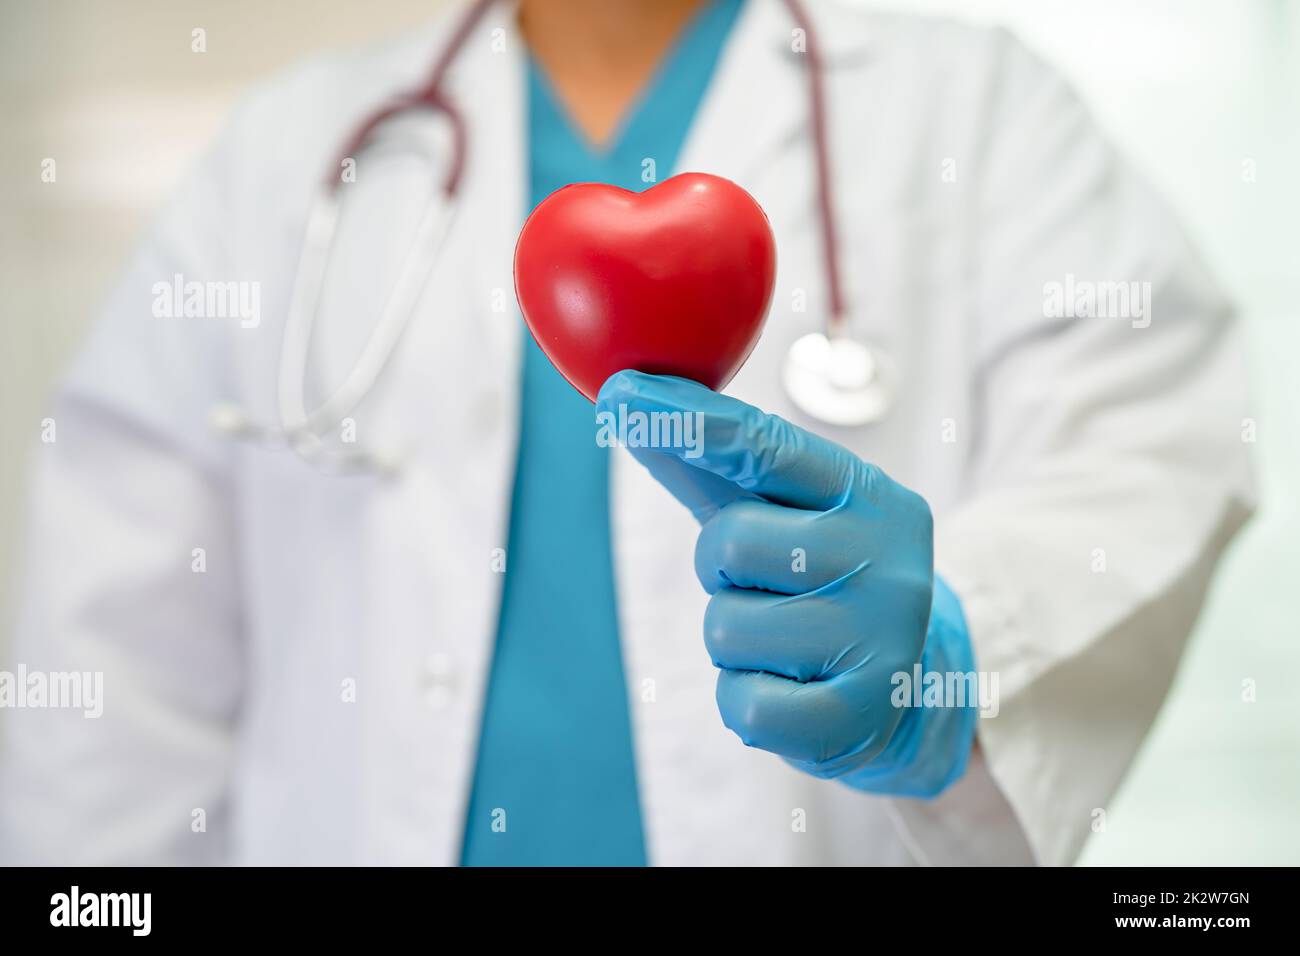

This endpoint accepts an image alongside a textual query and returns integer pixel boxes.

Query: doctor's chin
[1,0,1296,916]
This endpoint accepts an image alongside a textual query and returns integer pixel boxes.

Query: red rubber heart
[513,172,777,402]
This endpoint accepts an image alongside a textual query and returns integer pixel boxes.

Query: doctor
[0,0,1252,866]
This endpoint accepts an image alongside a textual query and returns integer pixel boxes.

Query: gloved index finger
[596,370,858,512]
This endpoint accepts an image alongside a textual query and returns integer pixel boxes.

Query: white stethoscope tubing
[212,191,457,476]
[277,192,457,446]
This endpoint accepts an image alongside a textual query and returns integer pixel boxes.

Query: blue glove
[596,371,977,798]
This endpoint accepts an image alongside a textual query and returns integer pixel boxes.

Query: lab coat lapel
[674,0,877,183]
[429,0,527,865]
[356,0,527,865]
[674,0,803,186]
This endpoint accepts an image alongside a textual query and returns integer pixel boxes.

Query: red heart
[513,173,777,402]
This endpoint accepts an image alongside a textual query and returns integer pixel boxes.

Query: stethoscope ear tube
[212,159,460,476]
[275,193,339,442]
[209,0,492,475]
[779,0,847,334]
[277,186,460,441]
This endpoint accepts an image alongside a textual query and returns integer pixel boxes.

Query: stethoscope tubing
[780,0,847,333]
[213,0,861,471]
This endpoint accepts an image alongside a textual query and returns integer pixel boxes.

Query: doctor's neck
[518,0,710,146]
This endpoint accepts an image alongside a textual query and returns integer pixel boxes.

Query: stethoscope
[211,0,896,475]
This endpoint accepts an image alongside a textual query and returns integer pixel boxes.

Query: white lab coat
[0,0,1253,866]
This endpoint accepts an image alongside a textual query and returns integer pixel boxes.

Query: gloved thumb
[596,369,859,522]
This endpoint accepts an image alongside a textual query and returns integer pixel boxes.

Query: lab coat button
[421,652,458,709]
[472,392,502,432]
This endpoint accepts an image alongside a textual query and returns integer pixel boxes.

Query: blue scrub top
[460,0,746,867]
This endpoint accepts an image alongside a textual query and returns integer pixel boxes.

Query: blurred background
[0,0,1296,865]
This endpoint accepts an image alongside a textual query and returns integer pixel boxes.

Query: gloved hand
[596,370,977,798]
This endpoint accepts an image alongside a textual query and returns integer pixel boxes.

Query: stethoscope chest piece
[782,331,897,427]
